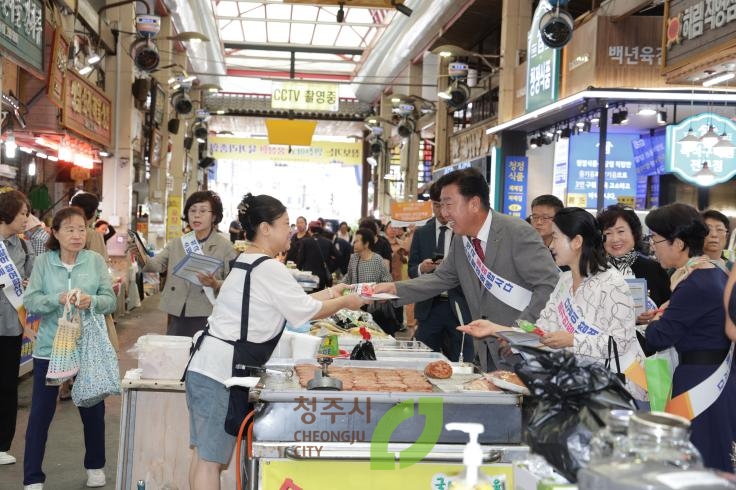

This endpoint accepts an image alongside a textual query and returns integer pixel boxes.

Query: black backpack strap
[231,256,272,341]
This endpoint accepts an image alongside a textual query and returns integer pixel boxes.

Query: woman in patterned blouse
[342,227,392,285]
[459,208,645,399]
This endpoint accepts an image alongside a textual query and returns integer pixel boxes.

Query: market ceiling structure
[164,0,662,136]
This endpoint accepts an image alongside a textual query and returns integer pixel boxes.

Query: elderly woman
[597,204,671,328]
[702,209,733,271]
[23,206,116,489]
[644,203,735,472]
[185,194,367,489]
[0,190,34,467]
[459,208,645,400]
[138,191,236,337]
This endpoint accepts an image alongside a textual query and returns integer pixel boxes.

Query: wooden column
[434,57,452,170]
[404,61,422,200]
[498,0,531,123]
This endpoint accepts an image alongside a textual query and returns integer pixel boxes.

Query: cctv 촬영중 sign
[271,81,339,112]
[665,112,736,187]
[526,0,561,112]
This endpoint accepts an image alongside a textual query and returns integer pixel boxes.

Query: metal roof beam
[224,42,364,56]
[215,16,384,28]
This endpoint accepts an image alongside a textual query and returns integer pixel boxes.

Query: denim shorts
[185,371,236,464]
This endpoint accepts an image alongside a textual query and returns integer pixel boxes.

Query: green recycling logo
[370,397,443,470]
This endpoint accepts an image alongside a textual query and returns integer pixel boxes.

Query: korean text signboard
[665,112,736,186]
[271,81,339,112]
[62,71,113,148]
[503,156,528,219]
[663,0,736,74]
[526,0,560,112]
[566,133,638,209]
[209,137,362,166]
[0,0,43,74]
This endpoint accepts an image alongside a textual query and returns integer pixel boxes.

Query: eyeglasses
[644,234,668,245]
[707,226,728,235]
[530,214,554,223]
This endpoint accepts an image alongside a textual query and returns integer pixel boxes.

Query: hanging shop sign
[552,138,569,204]
[47,30,69,108]
[271,81,339,112]
[525,0,561,112]
[449,122,495,164]
[209,136,362,166]
[566,133,639,209]
[61,71,112,148]
[390,201,433,227]
[663,0,736,74]
[665,112,736,186]
[0,0,44,75]
[503,156,528,219]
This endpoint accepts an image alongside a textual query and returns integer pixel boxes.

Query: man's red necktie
[471,237,485,261]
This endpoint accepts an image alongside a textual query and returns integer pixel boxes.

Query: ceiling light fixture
[702,71,735,87]
[693,161,716,186]
[638,106,657,116]
[700,124,720,147]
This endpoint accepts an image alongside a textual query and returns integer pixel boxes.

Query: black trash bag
[512,345,636,483]
[350,326,376,360]
[350,341,376,360]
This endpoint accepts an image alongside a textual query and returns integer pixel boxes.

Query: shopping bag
[72,310,121,408]
[46,290,82,386]
[645,353,674,412]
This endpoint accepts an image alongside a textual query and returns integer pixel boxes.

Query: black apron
[183,256,285,436]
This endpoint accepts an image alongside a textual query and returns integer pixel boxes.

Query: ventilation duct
[352,0,474,103]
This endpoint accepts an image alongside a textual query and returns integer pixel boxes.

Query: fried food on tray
[423,360,453,379]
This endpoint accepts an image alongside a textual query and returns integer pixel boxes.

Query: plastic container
[446,423,502,489]
[589,409,634,464]
[290,332,322,359]
[619,411,702,470]
[134,335,192,380]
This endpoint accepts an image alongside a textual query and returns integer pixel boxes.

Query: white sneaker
[86,469,106,487]
[0,451,15,464]
[23,484,44,490]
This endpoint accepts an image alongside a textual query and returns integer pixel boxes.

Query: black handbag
[605,336,626,383]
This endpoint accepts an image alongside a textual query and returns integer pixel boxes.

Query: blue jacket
[24,249,115,358]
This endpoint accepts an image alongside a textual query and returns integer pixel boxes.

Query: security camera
[397,116,415,138]
[130,38,160,71]
[171,89,193,115]
[439,80,471,110]
[369,136,384,155]
[539,8,574,49]
[198,156,216,169]
[193,121,208,142]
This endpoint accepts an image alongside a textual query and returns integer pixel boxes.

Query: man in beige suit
[375,168,559,371]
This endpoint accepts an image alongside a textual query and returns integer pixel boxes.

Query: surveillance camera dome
[370,139,383,154]
[130,38,160,71]
[447,80,470,110]
[539,8,574,49]
[171,89,193,115]
[397,116,415,138]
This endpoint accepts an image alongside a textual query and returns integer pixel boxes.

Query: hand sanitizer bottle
[446,423,503,489]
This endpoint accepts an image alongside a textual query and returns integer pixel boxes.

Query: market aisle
[0,293,167,490]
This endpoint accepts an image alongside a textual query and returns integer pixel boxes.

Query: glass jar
[589,409,634,464]
[619,411,703,469]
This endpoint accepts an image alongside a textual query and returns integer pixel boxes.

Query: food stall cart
[246,352,530,490]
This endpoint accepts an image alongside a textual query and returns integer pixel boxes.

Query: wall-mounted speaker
[132,78,150,104]
[168,118,180,135]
